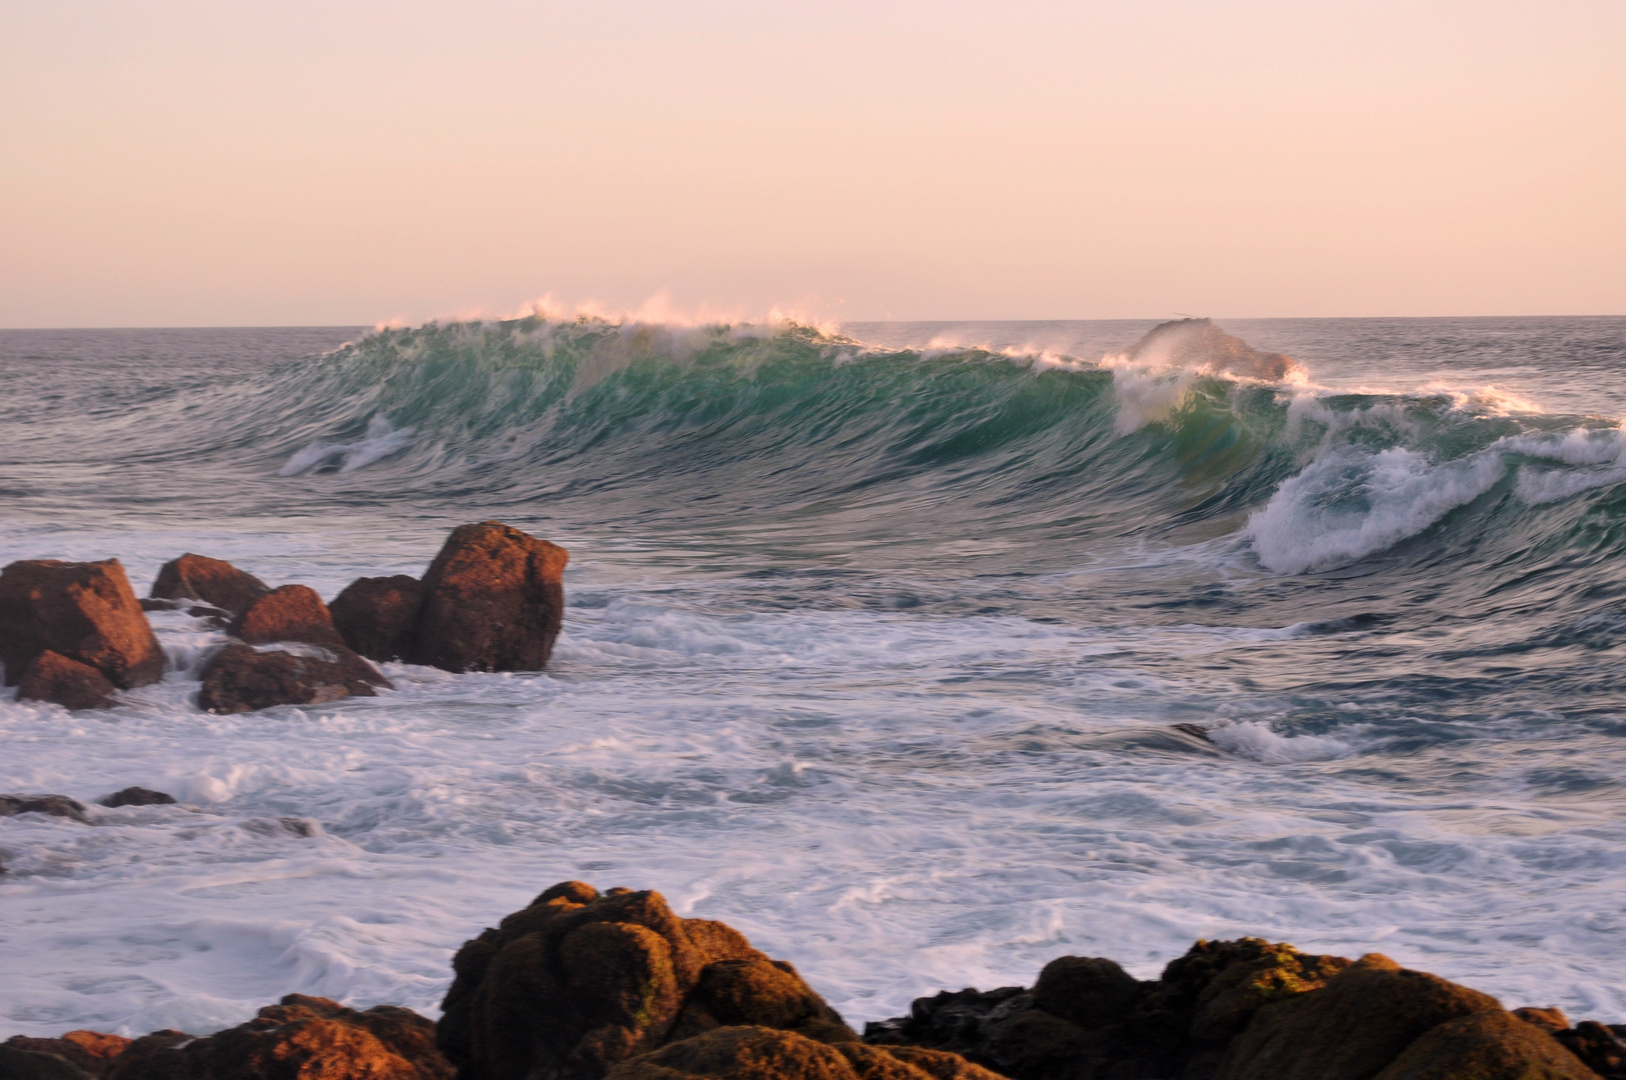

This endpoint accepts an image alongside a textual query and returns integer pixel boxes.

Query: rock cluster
[0,559,164,704]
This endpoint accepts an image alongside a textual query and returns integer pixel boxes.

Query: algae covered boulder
[411,521,568,673]
[0,559,163,690]
[439,881,854,1080]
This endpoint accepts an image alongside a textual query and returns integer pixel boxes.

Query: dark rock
[1516,1008,1573,1035]
[1125,318,1299,382]
[603,1026,1003,1080]
[411,521,568,673]
[0,794,93,823]
[329,575,424,662]
[197,641,389,714]
[0,1044,96,1079]
[104,996,451,1080]
[99,787,177,808]
[1372,1010,1598,1079]
[94,1031,193,1077]
[228,584,348,649]
[1032,956,1143,1029]
[0,559,164,689]
[4,1031,132,1078]
[241,816,322,838]
[1554,1021,1626,1079]
[17,650,117,710]
[438,880,853,1080]
[149,554,269,615]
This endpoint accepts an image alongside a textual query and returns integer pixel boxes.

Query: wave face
[2,316,1626,1037]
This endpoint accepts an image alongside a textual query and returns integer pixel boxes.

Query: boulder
[1371,1010,1598,1080]
[1554,1021,1626,1079]
[99,787,177,808]
[0,1044,96,1079]
[0,794,93,823]
[411,521,568,673]
[149,554,269,615]
[438,881,854,1080]
[3,1031,132,1078]
[197,642,389,714]
[604,1026,1003,1080]
[228,584,347,649]
[103,995,451,1080]
[329,575,424,662]
[17,650,117,710]
[0,559,163,689]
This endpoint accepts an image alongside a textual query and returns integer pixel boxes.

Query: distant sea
[1,316,1624,1037]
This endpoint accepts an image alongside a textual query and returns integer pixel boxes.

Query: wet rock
[149,553,269,615]
[0,559,163,690]
[99,787,177,808]
[1516,1008,1573,1035]
[4,1031,132,1078]
[604,1026,1003,1080]
[0,1044,96,1080]
[1554,1021,1626,1079]
[241,816,322,838]
[1372,1010,1598,1079]
[197,641,389,713]
[17,650,117,710]
[438,880,853,1080]
[329,574,423,662]
[104,996,451,1080]
[412,521,568,673]
[0,794,93,823]
[228,584,348,649]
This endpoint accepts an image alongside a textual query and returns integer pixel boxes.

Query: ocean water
[1,315,1625,1039]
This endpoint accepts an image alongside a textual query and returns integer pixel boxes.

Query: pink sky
[2,0,1622,326]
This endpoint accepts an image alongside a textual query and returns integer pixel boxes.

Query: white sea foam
[278,416,416,477]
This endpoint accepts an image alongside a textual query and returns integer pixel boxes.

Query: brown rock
[437,881,854,1080]
[99,787,177,808]
[603,1027,1003,1080]
[17,650,117,710]
[1217,953,1505,1080]
[104,995,451,1080]
[329,575,423,662]
[0,794,93,823]
[4,1031,132,1078]
[197,641,390,714]
[229,585,347,649]
[1371,1010,1600,1080]
[1516,1008,1573,1035]
[150,554,269,615]
[0,559,163,689]
[1554,1021,1626,1079]
[411,522,568,673]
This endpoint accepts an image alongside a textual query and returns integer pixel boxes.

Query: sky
[2,0,1623,327]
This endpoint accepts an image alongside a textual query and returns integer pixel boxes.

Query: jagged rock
[99,787,177,808]
[604,1026,1003,1080]
[0,1044,96,1079]
[329,575,423,662]
[3,1031,132,1078]
[0,559,163,690]
[412,521,568,673]
[1372,1010,1598,1079]
[149,554,269,615]
[197,642,389,713]
[17,650,117,710]
[438,881,853,1080]
[103,996,451,1080]
[0,794,93,823]
[228,584,348,649]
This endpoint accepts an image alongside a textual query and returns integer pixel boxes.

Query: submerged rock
[0,794,93,824]
[197,641,389,713]
[228,584,349,649]
[605,1026,1004,1080]
[149,553,269,615]
[329,574,423,662]
[412,521,568,673]
[17,650,117,710]
[101,996,451,1080]
[98,787,177,808]
[0,559,164,690]
[438,880,855,1080]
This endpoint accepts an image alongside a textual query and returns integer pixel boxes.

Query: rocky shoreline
[1,881,1622,1079]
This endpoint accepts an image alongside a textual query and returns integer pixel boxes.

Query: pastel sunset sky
[3,0,1622,326]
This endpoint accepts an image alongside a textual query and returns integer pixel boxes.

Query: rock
[1217,953,1505,1080]
[329,575,424,662]
[0,1044,96,1079]
[103,996,451,1080]
[0,559,163,690]
[4,1031,132,1078]
[1125,318,1299,381]
[0,794,93,823]
[412,521,568,673]
[149,554,269,615]
[228,584,348,649]
[1031,956,1143,1030]
[1554,1021,1626,1079]
[17,650,117,710]
[1371,1010,1598,1080]
[99,787,177,808]
[197,642,389,713]
[603,1026,1004,1080]
[1517,1008,1573,1035]
[438,881,853,1080]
